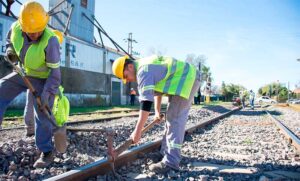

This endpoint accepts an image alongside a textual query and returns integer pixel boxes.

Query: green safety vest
[52,86,69,127]
[10,22,60,79]
[136,55,197,99]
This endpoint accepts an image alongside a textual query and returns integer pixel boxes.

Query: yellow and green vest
[10,21,60,79]
[136,55,197,99]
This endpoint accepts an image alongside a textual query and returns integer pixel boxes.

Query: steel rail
[46,107,241,181]
[2,109,138,121]
[0,111,165,132]
[3,106,167,121]
[266,111,300,152]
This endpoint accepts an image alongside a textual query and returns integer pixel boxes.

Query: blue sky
[12,0,300,92]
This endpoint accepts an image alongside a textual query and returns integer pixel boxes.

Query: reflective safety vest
[10,22,60,79]
[52,86,69,127]
[136,55,197,99]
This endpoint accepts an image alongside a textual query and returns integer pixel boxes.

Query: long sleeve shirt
[136,64,167,102]
[6,28,61,95]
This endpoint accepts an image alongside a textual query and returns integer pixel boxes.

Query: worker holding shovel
[112,55,200,174]
[0,1,66,168]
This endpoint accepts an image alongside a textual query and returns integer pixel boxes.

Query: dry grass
[276,103,300,112]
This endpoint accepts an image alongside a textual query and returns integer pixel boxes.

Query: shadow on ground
[201,105,231,114]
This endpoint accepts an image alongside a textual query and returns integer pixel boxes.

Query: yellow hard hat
[112,55,129,83]
[19,1,49,33]
[52,30,64,44]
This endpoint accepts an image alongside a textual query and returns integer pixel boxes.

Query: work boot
[33,151,55,168]
[26,126,35,137]
[149,161,178,174]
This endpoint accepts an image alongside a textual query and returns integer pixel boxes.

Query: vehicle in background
[287,99,300,104]
[256,96,277,104]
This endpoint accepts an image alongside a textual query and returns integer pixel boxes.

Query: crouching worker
[112,55,200,174]
[0,1,65,168]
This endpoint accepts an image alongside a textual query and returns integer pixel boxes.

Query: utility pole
[198,62,201,104]
[206,75,211,104]
[123,33,137,105]
[124,33,137,56]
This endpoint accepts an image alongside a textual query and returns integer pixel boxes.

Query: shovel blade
[54,125,67,153]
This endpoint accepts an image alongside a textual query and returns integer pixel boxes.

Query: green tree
[258,82,289,102]
[221,81,228,101]
[185,54,211,91]
[221,81,247,101]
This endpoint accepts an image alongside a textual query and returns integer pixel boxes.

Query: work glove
[6,47,18,63]
[40,91,51,113]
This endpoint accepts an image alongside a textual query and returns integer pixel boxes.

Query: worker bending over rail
[112,55,200,174]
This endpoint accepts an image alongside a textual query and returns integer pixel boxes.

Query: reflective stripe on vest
[137,55,196,99]
[10,22,59,78]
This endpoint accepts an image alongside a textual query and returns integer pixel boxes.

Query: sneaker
[149,161,178,174]
[26,126,35,137]
[33,151,54,168]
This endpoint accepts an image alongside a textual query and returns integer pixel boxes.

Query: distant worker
[194,91,199,105]
[249,90,255,110]
[112,55,200,174]
[197,90,201,104]
[130,88,136,106]
[0,1,62,168]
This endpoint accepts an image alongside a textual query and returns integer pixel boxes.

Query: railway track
[0,108,164,132]
[0,105,231,180]
[46,106,300,181]
[2,108,140,121]
[1,105,299,180]
[45,107,240,181]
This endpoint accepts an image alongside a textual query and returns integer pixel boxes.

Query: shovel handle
[114,138,133,157]
[113,114,165,158]
[141,114,164,134]
[23,74,57,128]
[4,55,58,128]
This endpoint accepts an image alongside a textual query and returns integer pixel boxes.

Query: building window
[0,23,3,41]
[81,0,88,8]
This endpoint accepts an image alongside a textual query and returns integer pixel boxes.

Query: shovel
[107,114,165,174]
[4,56,67,153]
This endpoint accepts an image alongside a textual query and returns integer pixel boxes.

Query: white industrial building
[0,0,134,108]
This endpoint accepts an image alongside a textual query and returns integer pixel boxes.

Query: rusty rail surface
[266,111,300,152]
[46,107,241,181]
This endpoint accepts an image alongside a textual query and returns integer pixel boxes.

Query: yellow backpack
[52,86,69,127]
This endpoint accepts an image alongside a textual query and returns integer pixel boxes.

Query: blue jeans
[250,99,254,109]
[0,72,54,152]
[24,89,35,128]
